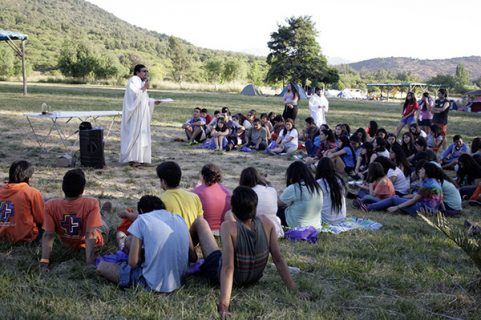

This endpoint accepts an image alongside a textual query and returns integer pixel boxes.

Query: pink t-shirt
[192,183,231,231]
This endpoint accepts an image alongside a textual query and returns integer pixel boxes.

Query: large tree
[167,36,192,84]
[266,16,338,87]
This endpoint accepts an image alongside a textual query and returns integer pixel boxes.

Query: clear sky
[86,0,480,63]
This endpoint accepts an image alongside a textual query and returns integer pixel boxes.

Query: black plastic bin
[79,128,105,169]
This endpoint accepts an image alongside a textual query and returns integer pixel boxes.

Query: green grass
[0,82,481,319]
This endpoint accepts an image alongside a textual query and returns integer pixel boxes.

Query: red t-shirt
[43,197,103,249]
[403,101,419,117]
[205,114,213,125]
[0,183,44,243]
[192,183,231,231]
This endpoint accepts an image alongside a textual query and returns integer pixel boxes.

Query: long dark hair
[391,143,411,177]
[239,167,269,188]
[281,118,296,136]
[360,142,374,166]
[458,154,481,185]
[367,162,386,183]
[286,161,320,197]
[403,91,415,111]
[288,82,300,100]
[374,156,397,175]
[315,157,345,212]
[368,121,378,138]
[355,127,367,144]
[401,132,416,157]
[321,129,336,143]
[471,137,481,154]
[338,135,355,159]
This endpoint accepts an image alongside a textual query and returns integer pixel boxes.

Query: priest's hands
[154,100,161,105]
[142,79,150,91]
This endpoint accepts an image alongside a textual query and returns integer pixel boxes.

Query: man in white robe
[119,64,160,166]
[308,88,329,128]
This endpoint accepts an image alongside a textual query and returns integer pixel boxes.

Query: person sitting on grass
[304,129,337,167]
[327,135,356,177]
[401,132,416,161]
[157,161,204,229]
[242,119,268,151]
[210,117,230,151]
[225,115,244,151]
[374,156,410,196]
[353,161,443,216]
[425,161,462,216]
[200,108,213,127]
[456,153,481,200]
[301,117,320,157]
[352,142,376,180]
[427,124,445,154]
[40,169,109,270]
[96,196,195,293]
[315,157,347,225]
[270,115,285,142]
[182,107,207,145]
[189,186,301,318]
[278,161,322,229]
[269,118,299,155]
[259,113,273,140]
[116,195,166,250]
[0,160,44,243]
[439,135,470,170]
[354,162,395,204]
[239,167,283,237]
[192,163,231,234]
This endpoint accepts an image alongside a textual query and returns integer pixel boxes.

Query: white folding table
[25,111,122,151]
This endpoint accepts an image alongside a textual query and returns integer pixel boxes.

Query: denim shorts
[400,115,416,125]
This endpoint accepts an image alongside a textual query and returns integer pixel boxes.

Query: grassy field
[0,82,481,319]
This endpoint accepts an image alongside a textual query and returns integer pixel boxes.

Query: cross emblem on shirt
[0,200,15,223]
[60,214,81,236]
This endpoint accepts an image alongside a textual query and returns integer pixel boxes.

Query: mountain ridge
[345,56,481,81]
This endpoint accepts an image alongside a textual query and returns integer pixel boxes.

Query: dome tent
[240,84,263,96]
[278,83,308,100]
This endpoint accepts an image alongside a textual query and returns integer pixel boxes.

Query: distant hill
[0,0,260,73]
[348,56,481,81]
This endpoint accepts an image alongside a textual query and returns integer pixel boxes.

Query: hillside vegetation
[348,56,481,82]
[0,0,265,83]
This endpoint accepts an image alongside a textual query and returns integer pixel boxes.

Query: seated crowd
[1,91,480,317]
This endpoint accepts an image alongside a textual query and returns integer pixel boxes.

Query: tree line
[1,11,480,94]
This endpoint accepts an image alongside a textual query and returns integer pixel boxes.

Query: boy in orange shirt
[41,169,108,270]
[0,160,44,243]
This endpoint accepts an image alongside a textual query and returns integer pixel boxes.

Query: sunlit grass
[0,82,480,318]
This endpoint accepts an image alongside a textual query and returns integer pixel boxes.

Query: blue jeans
[367,196,425,216]
[459,186,476,198]
[305,140,319,157]
[361,194,381,204]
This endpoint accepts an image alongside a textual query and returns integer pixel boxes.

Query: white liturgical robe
[308,93,329,128]
[119,76,155,164]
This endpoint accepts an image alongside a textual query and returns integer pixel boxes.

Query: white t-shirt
[387,167,409,195]
[128,209,189,293]
[317,178,346,225]
[252,184,283,237]
[280,129,299,147]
